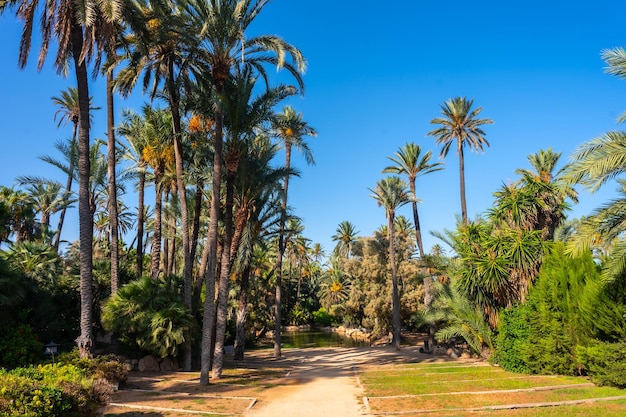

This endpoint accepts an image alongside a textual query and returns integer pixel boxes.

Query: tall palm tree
[118,110,150,277]
[270,105,316,357]
[331,221,360,259]
[383,142,443,258]
[369,176,410,350]
[50,89,100,252]
[119,105,174,278]
[180,0,307,381]
[114,0,196,346]
[231,138,288,360]
[428,98,493,224]
[2,0,123,357]
[211,70,295,378]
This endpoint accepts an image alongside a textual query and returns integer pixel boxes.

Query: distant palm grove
[1,0,626,395]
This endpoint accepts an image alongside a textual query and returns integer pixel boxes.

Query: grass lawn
[360,361,626,416]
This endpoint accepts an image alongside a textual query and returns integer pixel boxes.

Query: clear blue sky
[1,1,625,256]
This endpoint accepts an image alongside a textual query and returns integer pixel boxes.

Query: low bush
[312,307,334,327]
[57,350,131,386]
[0,363,111,417]
[577,341,626,388]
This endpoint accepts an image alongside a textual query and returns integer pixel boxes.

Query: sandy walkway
[244,346,434,417]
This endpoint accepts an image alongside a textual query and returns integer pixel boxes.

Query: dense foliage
[493,244,626,376]
[101,275,195,358]
[0,363,112,417]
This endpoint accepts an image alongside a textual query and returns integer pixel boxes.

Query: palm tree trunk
[234,263,251,360]
[197,228,210,291]
[200,93,224,385]
[409,179,434,347]
[71,23,94,359]
[459,146,468,224]
[136,172,146,277]
[274,144,292,358]
[388,213,401,351]
[190,181,203,282]
[106,71,120,294]
[212,167,236,379]
[150,176,163,279]
[55,132,76,252]
[409,180,425,258]
[163,191,171,275]
[167,69,192,372]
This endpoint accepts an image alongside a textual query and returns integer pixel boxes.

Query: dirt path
[243,346,436,417]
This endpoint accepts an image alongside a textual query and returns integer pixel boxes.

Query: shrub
[576,341,626,388]
[0,324,43,368]
[0,363,111,417]
[57,350,131,386]
[492,303,531,373]
[287,304,312,326]
[312,308,333,327]
[101,275,195,358]
[492,244,621,375]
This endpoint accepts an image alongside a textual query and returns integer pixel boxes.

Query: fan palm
[370,176,410,350]
[428,97,493,224]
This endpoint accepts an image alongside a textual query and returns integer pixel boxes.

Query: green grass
[360,361,626,416]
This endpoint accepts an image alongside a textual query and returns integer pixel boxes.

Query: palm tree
[383,142,443,258]
[211,70,295,378]
[270,105,316,358]
[422,278,494,357]
[428,97,493,224]
[331,221,360,259]
[318,256,351,310]
[369,176,410,350]
[50,89,100,252]
[564,130,626,280]
[176,0,307,380]
[14,179,70,242]
[2,0,123,358]
[0,187,39,243]
[311,243,326,265]
[512,148,577,240]
[556,48,626,282]
[230,138,288,360]
[114,0,196,342]
[118,110,150,277]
